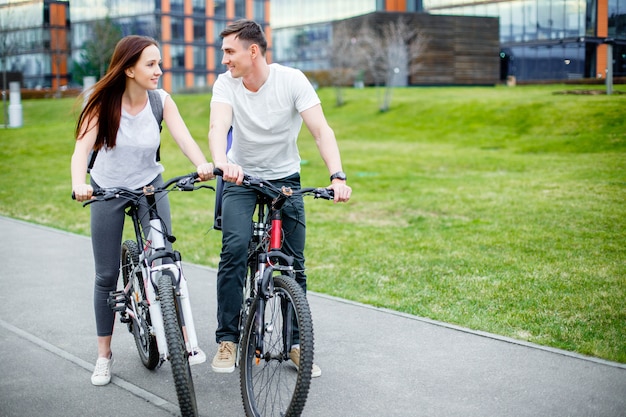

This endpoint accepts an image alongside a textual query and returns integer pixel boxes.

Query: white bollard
[8,82,22,128]
[83,76,96,107]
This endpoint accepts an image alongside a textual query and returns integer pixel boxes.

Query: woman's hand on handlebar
[72,183,93,202]
[196,162,216,182]
[328,181,351,203]
[215,163,244,185]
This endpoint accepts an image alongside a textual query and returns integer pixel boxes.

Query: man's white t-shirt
[211,63,321,180]
[90,89,167,189]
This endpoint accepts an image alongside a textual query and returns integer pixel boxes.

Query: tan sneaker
[289,347,321,378]
[211,341,236,373]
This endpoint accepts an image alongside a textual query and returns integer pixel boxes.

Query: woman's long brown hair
[75,35,159,150]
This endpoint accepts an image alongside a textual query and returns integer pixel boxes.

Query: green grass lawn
[1,84,624,363]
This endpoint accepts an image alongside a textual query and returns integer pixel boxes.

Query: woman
[71,35,213,386]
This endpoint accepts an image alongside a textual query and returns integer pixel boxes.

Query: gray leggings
[90,174,171,337]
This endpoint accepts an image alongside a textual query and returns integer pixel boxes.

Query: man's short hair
[220,19,267,55]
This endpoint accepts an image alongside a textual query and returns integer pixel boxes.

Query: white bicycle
[81,173,214,417]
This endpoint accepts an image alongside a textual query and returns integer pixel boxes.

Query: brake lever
[194,184,216,191]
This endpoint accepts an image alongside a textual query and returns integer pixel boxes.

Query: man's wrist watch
[330,171,347,182]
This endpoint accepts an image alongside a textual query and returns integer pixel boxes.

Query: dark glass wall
[425,0,626,81]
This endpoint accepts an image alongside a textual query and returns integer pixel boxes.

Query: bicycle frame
[240,180,332,362]
[122,185,200,363]
[247,194,298,360]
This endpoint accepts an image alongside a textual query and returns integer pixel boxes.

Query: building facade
[272,0,626,83]
[272,0,422,72]
[424,0,626,81]
[0,0,70,89]
[0,0,270,92]
[1,0,624,90]
[71,0,269,92]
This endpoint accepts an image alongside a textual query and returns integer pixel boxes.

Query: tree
[73,16,122,85]
[329,24,362,107]
[332,15,428,112]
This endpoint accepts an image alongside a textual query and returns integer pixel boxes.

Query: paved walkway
[0,216,624,417]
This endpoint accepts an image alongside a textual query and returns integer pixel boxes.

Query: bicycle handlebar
[72,172,215,204]
[213,168,334,200]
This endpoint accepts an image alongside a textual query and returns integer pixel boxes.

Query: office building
[0,0,269,92]
[424,0,626,81]
[0,0,70,89]
[272,0,626,83]
[1,0,624,90]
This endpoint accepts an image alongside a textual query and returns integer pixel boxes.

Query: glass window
[235,0,245,19]
[608,0,626,37]
[170,0,184,13]
[614,44,626,76]
[524,0,538,41]
[214,19,227,40]
[511,1,525,42]
[565,0,585,38]
[499,1,513,42]
[254,0,265,20]
[193,45,206,69]
[551,0,566,39]
[194,18,206,42]
[171,16,184,41]
[170,44,185,68]
[270,0,376,28]
[194,73,206,88]
[171,72,185,92]
[193,0,205,14]
[564,42,585,78]
[214,0,226,18]
[586,0,597,36]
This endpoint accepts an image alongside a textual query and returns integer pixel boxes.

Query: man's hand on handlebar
[328,181,351,203]
[215,163,244,185]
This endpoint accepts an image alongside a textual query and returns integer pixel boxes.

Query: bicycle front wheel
[121,240,158,369]
[157,272,198,417]
[240,274,314,417]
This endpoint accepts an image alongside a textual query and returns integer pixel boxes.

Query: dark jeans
[90,174,171,337]
[215,173,306,343]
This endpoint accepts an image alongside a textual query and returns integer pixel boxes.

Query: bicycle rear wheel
[240,274,314,417]
[157,272,198,417]
[121,240,158,369]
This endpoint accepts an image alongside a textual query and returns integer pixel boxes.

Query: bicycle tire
[157,272,198,417]
[237,263,255,364]
[240,274,314,417]
[121,240,159,369]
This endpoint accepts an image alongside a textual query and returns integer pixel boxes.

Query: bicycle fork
[143,260,201,362]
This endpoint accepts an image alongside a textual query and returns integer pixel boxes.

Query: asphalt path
[1,216,624,417]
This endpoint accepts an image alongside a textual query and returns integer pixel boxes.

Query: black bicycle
[214,169,334,417]
[78,173,214,417]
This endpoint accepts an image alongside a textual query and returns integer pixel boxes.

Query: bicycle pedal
[108,290,128,312]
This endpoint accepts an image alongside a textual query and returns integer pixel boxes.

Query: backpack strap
[147,89,163,162]
[87,90,164,171]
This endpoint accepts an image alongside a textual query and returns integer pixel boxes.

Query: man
[208,19,351,377]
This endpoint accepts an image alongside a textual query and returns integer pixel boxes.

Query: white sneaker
[91,355,114,386]
[188,347,207,365]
